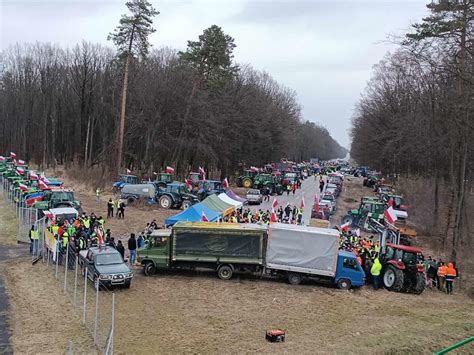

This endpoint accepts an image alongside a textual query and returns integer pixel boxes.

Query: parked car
[246,189,263,205]
[79,247,133,290]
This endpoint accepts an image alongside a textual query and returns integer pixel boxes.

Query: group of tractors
[113,171,224,210]
[0,158,81,215]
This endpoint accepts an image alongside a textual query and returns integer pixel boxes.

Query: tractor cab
[187,172,203,186]
[253,174,283,195]
[237,170,258,188]
[112,174,139,190]
[155,173,174,188]
[379,193,406,211]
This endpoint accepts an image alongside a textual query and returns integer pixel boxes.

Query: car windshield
[402,251,416,265]
[53,192,74,201]
[96,253,123,265]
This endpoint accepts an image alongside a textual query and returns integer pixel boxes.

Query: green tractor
[236,170,258,188]
[379,193,407,211]
[252,174,284,195]
[341,197,386,230]
[155,173,174,189]
[33,189,81,213]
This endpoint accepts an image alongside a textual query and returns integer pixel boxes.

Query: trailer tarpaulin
[266,223,339,277]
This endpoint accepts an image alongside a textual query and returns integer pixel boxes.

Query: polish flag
[18,183,28,191]
[0,156,5,161]
[249,166,259,172]
[16,167,25,175]
[300,197,305,209]
[354,228,361,237]
[387,198,394,207]
[340,222,350,231]
[9,152,16,158]
[126,168,131,174]
[166,166,175,174]
[40,176,51,184]
[270,208,278,223]
[201,211,209,222]
[95,226,104,245]
[153,171,158,175]
[17,159,25,165]
[29,171,38,180]
[313,195,320,213]
[272,198,278,209]
[25,196,42,207]
[38,180,50,190]
[185,179,192,189]
[198,167,206,179]
[384,206,398,224]
[222,178,229,189]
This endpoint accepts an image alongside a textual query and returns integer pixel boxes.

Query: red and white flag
[126,168,131,174]
[313,195,320,213]
[250,166,259,172]
[40,175,50,184]
[9,152,16,159]
[270,208,278,223]
[201,211,209,222]
[384,206,398,224]
[340,222,350,231]
[387,198,393,207]
[29,171,38,180]
[354,228,361,237]
[18,183,28,191]
[185,179,192,189]
[18,159,25,165]
[198,167,206,179]
[222,178,229,189]
[95,226,104,245]
[0,156,5,161]
[16,167,25,175]
[272,198,278,209]
[38,180,49,190]
[300,197,305,209]
[166,166,175,174]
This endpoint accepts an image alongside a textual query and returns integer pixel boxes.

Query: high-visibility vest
[83,218,90,229]
[31,230,39,240]
[437,265,447,277]
[62,233,69,248]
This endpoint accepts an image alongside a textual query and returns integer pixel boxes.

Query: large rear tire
[242,178,252,188]
[159,195,172,209]
[341,214,354,226]
[181,200,192,210]
[383,265,404,292]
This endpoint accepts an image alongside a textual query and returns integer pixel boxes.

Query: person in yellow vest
[30,225,39,256]
[370,258,382,290]
[96,187,101,203]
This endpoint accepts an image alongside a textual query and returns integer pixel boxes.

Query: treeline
[351,1,473,262]
[0,41,345,176]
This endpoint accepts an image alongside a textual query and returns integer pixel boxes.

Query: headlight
[100,274,111,280]
[125,272,133,278]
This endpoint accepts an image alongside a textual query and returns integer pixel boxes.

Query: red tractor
[380,243,425,294]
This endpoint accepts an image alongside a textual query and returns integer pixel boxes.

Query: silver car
[246,189,263,205]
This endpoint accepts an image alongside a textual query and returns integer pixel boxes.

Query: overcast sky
[0,0,430,148]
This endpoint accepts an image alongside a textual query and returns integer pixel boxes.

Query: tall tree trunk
[84,115,91,169]
[117,54,131,174]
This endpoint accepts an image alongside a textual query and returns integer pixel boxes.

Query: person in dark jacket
[128,234,137,265]
[116,240,125,260]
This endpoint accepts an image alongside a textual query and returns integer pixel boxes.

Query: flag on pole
[185,179,192,189]
[198,166,206,179]
[16,167,25,175]
[384,206,398,224]
[340,221,350,231]
[153,171,158,175]
[18,183,28,191]
[40,176,51,184]
[313,195,320,213]
[300,197,305,209]
[166,166,175,174]
[25,195,43,207]
[17,159,25,165]
[387,198,394,207]
[0,156,5,161]
[270,208,278,223]
[95,226,104,245]
[249,166,259,172]
[38,180,49,190]
[201,211,209,222]
[9,152,16,158]
[126,168,131,174]
[29,171,38,180]
[222,178,229,189]
[272,198,278,209]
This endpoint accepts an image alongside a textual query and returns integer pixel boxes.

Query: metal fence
[0,173,115,354]
[42,242,115,354]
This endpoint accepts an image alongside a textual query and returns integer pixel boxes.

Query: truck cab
[335,251,365,289]
[138,230,172,275]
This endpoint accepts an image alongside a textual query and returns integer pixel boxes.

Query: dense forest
[0,25,346,177]
[351,0,473,262]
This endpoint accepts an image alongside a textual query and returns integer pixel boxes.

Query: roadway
[247,176,322,225]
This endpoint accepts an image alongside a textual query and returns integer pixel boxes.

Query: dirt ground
[0,199,19,245]
[1,171,473,354]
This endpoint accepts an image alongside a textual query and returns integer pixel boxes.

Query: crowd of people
[220,204,304,225]
[425,257,458,295]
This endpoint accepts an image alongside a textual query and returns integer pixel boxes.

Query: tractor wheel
[337,278,351,290]
[411,273,426,295]
[181,200,192,210]
[341,214,354,226]
[288,273,302,285]
[383,265,404,292]
[144,262,156,277]
[159,195,172,209]
[127,196,136,204]
[242,178,253,188]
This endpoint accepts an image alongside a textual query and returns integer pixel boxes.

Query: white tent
[218,193,243,209]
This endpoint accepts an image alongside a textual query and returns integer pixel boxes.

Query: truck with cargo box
[138,222,267,280]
